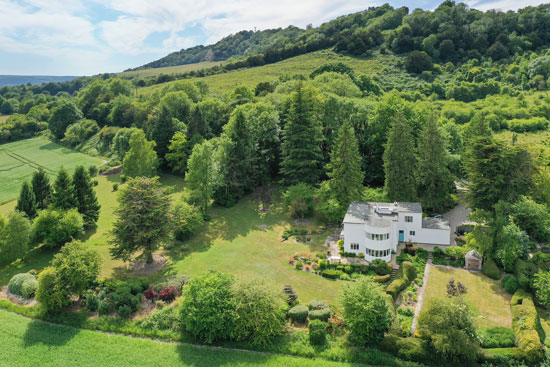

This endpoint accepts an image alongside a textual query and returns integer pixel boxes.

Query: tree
[341,277,392,345]
[111,127,140,159]
[0,211,31,266]
[15,182,37,219]
[110,177,172,263]
[48,99,83,139]
[283,183,315,219]
[72,166,100,228]
[51,240,101,296]
[416,117,454,212]
[495,223,530,272]
[31,168,52,210]
[172,201,204,241]
[326,120,364,208]
[511,196,550,243]
[180,271,236,344]
[122,130,158,178]
[280,84,323,186]
[31,209,84,248]
[231,279,286,347]
[384,116,417,202]
[36,267,70,313]
[185,140,215,213]
[533,271,550,309]
[51,167,76,210]
[405,51,433,73]
[418,298,479,363]
[165,132,189,174]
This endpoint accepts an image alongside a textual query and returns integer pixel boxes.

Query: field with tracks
[0,137,103,203]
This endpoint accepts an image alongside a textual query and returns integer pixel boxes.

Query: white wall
[413,228,451,245]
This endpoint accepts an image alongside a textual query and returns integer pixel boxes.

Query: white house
[341,202,451,262]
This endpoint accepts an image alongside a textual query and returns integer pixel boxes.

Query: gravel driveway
[443,195,471,245]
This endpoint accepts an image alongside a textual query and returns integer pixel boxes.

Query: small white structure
[341,202,451,263]
[464,250,482,271]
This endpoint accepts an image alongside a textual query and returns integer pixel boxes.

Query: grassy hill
[119,61,223,79]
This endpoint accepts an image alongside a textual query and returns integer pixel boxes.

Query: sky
[0,0,547,76]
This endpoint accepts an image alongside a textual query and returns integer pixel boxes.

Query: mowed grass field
[422,266,512,329]
[119,61,223,78]
[0,137,104,203]
[0,115,9,124]
[0,309,370,367]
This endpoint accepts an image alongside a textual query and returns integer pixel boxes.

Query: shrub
[308,299,328,311]
[396,337,433,364]
[288,305,309,323]
[295,261,303,270]
[143,288,158,301]
[138,306,180,332]
[510,290,544,362]
[501,275,519,294]
[309,308,331,322]
[117,305,132,319]
[372,259,390,275]
[36,267,70,312]
[86,294,99,312]
[386,261,416,300]
[31,209,84,248]
[374,274,391,283]
[482,257,501,280]
[478,327,515,348]
[308,320,328,345]
[158,286,178,303]
[340,273,351,281]
[8,273,38,299]
[88,166,98,177]
[283,184,315,218]
[98,300,110,316]
[397,306,414,317]
[112,183,119,191]
[321,269,339,279]
[172,202,204,241]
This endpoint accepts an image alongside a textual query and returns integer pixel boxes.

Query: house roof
[422,217,451,230]
[343,202,422,228]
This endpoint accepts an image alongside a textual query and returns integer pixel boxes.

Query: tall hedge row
[510,290,544,363]
[385,261,416,300]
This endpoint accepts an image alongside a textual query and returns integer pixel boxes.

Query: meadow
[119,61,223,79]
[0,309,372,367]
[0,115,8,124]
[0,137,104,204]
[421,266,512,329]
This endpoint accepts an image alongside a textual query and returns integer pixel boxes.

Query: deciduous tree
[122,130,158,178]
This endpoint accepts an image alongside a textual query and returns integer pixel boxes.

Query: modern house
[340,202,451,262]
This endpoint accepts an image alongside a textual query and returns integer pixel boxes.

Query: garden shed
[464,250,482,271]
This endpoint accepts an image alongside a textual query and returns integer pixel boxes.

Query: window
[410,231,415,236]
[351,243,359,250]
[405,216,413,223]
[366,232,390,241]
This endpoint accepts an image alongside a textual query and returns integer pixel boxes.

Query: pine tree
[122,129,158,178]
[72,166,101,228]
[384,116,417,202]
[326,120,364,206]
[416,118,455,212]
[15,182,37,218]
[31,168,52,210]
[51,167,76,210]
[280,84,323,186]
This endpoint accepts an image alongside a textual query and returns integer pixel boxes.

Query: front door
[399,230,404,242]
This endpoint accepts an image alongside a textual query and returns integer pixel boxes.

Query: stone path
[410,256,432,335]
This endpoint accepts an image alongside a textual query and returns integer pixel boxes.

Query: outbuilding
[464,250,482,271]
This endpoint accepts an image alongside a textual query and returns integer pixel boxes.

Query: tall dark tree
[72,166,101,228]
[416,118,455,212]
[31,168,52,210]
[150,109,180,167]
[15,182,37,219]
[384,116,417,202]
[280,84,323,186]
[51,168,76,210]
[326,120,364,207]
[48,99,83,139]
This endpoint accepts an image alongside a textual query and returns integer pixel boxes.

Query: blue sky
[0,0,547,76]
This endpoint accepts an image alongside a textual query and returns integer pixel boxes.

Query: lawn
[0,137,104,203]
[0,309,371,367]
[422,266,512,329]
[0,115,9,124]
[119,61,223,79]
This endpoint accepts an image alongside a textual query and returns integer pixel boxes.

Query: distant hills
[0,75,79,87]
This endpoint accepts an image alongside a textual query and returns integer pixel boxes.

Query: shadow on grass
[175,342,278,367]
[0,246,56,285]
[23,319,80,348]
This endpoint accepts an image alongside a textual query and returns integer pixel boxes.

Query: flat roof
[422,217,451,230]
[343,202,422,228]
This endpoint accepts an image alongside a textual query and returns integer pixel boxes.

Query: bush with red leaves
[158,286,177,302]
[143,288,158,301]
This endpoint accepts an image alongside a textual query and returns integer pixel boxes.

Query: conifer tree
[416,118,454,212]
[31,168,52,210]
[280,84,323,186]
[326,120,364,206]
[122,129,158,178]
[384,116,417,202]
[15,181,37,219]
[51,167,76,210]
[72,166,101,228]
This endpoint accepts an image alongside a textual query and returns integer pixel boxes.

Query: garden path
[410,256,432,335]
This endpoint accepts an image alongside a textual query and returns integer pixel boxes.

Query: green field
[0,137,104,203]
[119,61,223,79]
[0,115,8,124]
[0,309,371,367]
[422,266,512,329]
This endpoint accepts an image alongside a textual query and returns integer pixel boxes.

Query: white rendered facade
[341,202,451,263]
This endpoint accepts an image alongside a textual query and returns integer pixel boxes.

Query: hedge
[288,305,308,323]
[308,320,327,345]
[386,261,416,300]
[395,337,433,364]
[510,290,544,363]
[321,269,342,279]
[308,300,328,310]
[479,327,516,348]
[309,308,331,322]
[501,275,519,294]
[374,274,391,283]
[8,273,38,299]
[482,258,501,280]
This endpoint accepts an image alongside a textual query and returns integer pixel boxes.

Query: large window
[366,248,390,257]
[351,243,359,250]
[405,216,413,223]
[366,233,390,240]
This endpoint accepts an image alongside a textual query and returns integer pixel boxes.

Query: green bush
[98,300,110,316]
[288,305,308,323]
[402,261,416,281]
[482,257,501,280]
[8,273,38,299]
[340,273,351,281]
[479,327,516,348]
[396,337,433,364]
[386,261,416,300]
[295,261,303,270]
[117,305,132,319]
[309,308,331,322]
[510,290,544,363]
[86,294,99,312]
[321,269,339,279]
[386,279,406,299]
[138,306,180,331]
[501,275,519,294]
[374,274,391,283]
[308,299,328,310]
[397,306,414,317]
[308,320,328,345]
